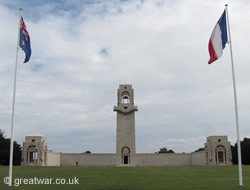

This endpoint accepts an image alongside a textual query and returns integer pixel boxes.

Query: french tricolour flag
[208,9,228,64]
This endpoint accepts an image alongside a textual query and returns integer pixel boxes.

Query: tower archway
[121,146,130,165]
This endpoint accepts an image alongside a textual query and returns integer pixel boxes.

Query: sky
[0,0,250,154]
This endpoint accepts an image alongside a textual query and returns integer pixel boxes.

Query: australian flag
[19,17,31,63]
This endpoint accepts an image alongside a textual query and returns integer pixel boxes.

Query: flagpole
[8,8,22,187]
[225,4,243,187]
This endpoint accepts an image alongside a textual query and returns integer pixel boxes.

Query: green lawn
[0,166,249,190]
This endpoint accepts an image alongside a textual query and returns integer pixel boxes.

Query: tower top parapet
[114,84,138,114]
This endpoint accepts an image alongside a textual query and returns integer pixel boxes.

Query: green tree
[231,138,250,165]
[0,129,22,165]
[84,150,91,154]
[194,147,205,152]
[157,147,174,153]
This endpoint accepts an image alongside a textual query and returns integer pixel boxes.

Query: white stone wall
[60,153,118,166]
[135,153,192,166]
[191,151,206,166]
[46,151,60,166]
[59,152,207,166]
[21,136,227,167]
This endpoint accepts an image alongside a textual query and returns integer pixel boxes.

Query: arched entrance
[216,145,226,164]
[121,146,130,165]
[27,145,38,163]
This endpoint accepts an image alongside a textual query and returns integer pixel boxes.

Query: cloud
[0,0,250,154]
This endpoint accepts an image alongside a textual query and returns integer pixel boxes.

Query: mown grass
[0,165,249,190]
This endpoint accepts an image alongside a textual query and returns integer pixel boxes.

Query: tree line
[0,130,22,165]
[231,138,250,165]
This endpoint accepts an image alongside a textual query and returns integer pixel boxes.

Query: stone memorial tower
[114,84,138,165]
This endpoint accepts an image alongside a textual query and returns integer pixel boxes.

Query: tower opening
[121,146,130,165]
[27,145,38,163]
[124,156,129,164]
[121,95,130,104]
[216,145,226,164]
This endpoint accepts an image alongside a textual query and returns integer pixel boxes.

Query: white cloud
[0,0,249,153]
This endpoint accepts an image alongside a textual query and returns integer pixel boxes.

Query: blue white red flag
[208,10,228,64]
[19,17,31,63]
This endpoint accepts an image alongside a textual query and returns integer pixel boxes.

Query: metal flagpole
[8,8,22,187]
[225,4,243,187]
